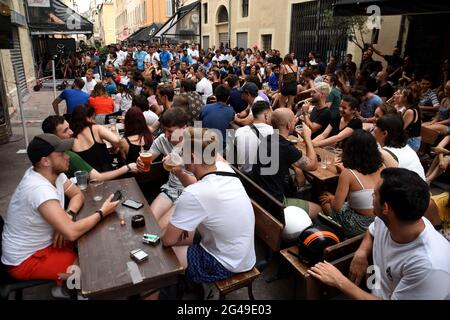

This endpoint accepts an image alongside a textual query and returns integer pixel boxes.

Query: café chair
[0,216,53,300]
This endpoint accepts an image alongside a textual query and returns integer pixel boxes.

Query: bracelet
[96,209,104,221]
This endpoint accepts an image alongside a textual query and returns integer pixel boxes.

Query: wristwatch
[66,209,76,222]
[126,164,132,173]
[96,209,105,221]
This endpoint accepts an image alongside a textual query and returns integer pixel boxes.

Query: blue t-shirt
[200,102,236,147]
[267,73,279,91]
[361,94,382,118]
[59,89,89,114]
[134,51,147,71]
[229,88,247,114]
[160,51,172,69]
[180,54,192,65]
[105,82,117,96]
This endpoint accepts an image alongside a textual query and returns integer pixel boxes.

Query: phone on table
[122,199,144,210]
[130,249,148,263]
[143,234,160,245]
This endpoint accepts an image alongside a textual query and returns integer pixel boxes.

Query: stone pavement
[0,89,296,300]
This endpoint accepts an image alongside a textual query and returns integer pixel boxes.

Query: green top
[66,150,93,178]
[327,87,342,122]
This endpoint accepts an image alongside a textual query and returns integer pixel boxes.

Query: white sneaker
[51,286,88,300]
[51,286,70,300]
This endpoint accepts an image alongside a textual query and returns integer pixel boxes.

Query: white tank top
[347,169,374,210]
[383,145,426,181]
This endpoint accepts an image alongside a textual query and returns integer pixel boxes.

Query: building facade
[200,0,401,69]
[0,0,35,139]
[98,1,116,45]
[115,0,173,42]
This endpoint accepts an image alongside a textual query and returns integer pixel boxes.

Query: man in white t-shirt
[308,168,450,300]
[187,43,199,64]
[162,127,256,283]
[235,101,274,173]
[195,67,213,104]
[145,45,160,68]
[81,69,97,95]
[1,134,120,287]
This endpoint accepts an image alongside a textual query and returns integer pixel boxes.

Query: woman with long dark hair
[320,130,384,237]
[400,88,422,152]
[119,107,154,164]
[312,95,362,148]
[70,105,119,172]
[374,113,426,180]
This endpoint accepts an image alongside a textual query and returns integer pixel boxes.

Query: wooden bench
[230,165,285,225]
[215,200,284,300]
[281,233,365,299]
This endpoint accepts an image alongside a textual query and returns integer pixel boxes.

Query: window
[261,34,272,51]
[166,0,173,17]
[203,3,208,24]
[217,6,228,23]
[236,32,248,49]
[242,0,249,18]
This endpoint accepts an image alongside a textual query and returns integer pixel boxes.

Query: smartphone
[130,249,148,263]
[143,234,160,245]
[112,190,122,202]
[122,199,144,210]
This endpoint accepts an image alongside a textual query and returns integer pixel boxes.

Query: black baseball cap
[27,134,74,165]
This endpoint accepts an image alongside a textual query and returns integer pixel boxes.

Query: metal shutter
[11,27,28,97]
[202,36,210,51]
[218,32,229,48]
[237,32,248,49]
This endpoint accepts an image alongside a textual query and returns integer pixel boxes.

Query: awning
[26,0,93,35]
[153,1,200,41]
[127,23,164,42]
[333,0,450,16]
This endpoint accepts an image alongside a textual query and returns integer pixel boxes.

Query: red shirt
[88,96,115,114]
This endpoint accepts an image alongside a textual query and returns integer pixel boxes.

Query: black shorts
[281,81,298,96]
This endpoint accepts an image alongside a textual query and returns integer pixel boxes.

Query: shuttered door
[203,36,210,50]
[11,27,28,97]
[218,32,229,48]
[237,32,248,49]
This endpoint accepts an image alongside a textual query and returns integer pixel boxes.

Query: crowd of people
[1,40,450,300]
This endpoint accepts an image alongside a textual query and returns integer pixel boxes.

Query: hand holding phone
[112,190,122,202]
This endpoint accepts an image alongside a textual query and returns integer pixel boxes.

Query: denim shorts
[407,136,422,152]
[186,244,234,284]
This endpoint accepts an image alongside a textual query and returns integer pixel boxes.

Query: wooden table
[290,137,339,193]
[77,178,184,299]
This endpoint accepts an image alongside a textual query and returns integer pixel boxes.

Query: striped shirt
[420,89,440,107]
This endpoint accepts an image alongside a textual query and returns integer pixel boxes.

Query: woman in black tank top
[119,107,153,164]
[70,105,118,172]
[279,54,298,110]
[401,88,422,152]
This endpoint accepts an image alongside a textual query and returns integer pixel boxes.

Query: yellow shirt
[431,192,450,222]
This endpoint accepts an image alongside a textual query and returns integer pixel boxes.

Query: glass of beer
[139,151,153,173]
[163,153,183,172]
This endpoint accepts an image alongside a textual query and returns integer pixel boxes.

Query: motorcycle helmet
[282,206,313,242]
[297,225,340,266]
